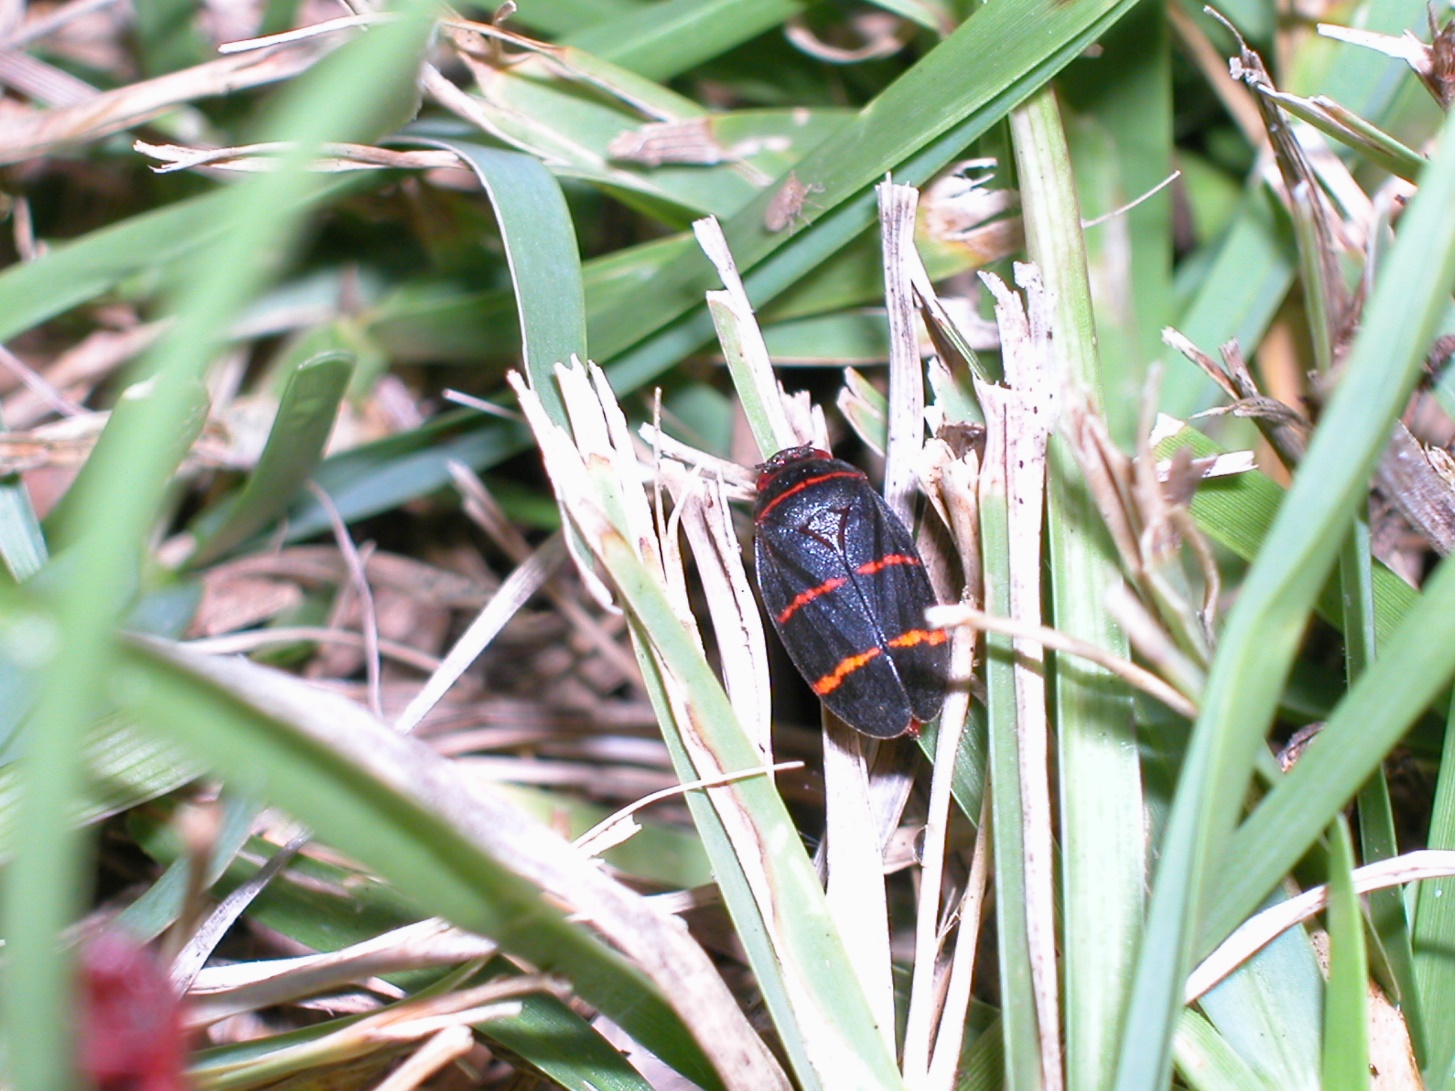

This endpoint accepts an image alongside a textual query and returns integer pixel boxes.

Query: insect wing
[839,490,950,724]
[755,497,916,738]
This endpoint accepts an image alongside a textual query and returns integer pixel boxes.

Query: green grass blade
[1198,920,1322,1090]
[0,419,46,581]
[0,177,354,345]
[1173,1009,1279,1091]
[0,192,232,342]
[1341,519,1423,1053]
[189,351,354,566]
[0,9,436,1089]
[1416,693,1455,1087]
[1204,547,1455,953]
[112,793,260,942]
[1011,86,1143,1091]
[480,991,660,1091]
[282,136,586,537]
[116,636,729,1091]
[561,0,804,81]
[41,377,210,549]
[1322,821,1370,1091]
[978,423,1040,1091]
[594,0,1140,388]
[285,413,533,541]
[0,715,205,865]
[408,138,588,420]
[1060,3,1174,443]
[1115,99,1455,1091]
[510,0,637,36]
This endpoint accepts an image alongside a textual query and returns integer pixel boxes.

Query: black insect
[752,445,949,738]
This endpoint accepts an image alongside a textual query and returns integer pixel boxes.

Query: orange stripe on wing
[755,470,862,521]
[888,628,949,650]
[811,631,946,698]
[779,555,923,624]
[854,553,921,577]
[812,646,882,695]
[775,575,849,624]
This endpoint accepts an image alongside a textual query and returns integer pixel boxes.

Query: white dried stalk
[137,140,462,174]
[926,791,992,1091]
[573,760,803,859]
[0,38,338,166]
[1187,849,1455,1003]
[506,371,619,623]
[901,619,979,1087]
[448,461,641,687]
[903,419,982,1089]
[663,464,774,754]
[877,179,925,525]
[394,534,566,735]
[188,918,497,1025]
[693,215,798,451]
[822,722,896,1054]
[371,1026,476,1091]
[928,602,1197,720]
[977,265,1062,1091]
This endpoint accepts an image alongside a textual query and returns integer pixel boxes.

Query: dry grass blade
[694,215,800,454]
[393,534,567,735]
[511,362,798,1088]
[201,975,557,1083]
[1162,329,1308,469]
[927,792,992,1091]
[0,46,98,107]
[187,918,499,1027]
[878,180,926,523]
[977,263,1061,1091]
[308,482,383,719]
[136,140,462,175]
[147,635,790,1090]
[370,1025,475,1091]
[3,323,165,430]
[1216,16,1351,350]
[183,627,441,674]
[903,619,981,1085]
[1187,850,1455,1003]
[449,460,641,687]
[929,604,1197,719]
[900,260,983,1091]
[661,463,772,753]
[167,825,309,993]
[1375,422,1455,556]
[0,39,343,166]
[1167,318,1455,559]
[573,760,803,859]
[812,182,929,1054]
[0,409,247,474]
[0,343,86,419]
[1318,18,1455,108]
[218,13,397,54]
[4,0,126,49]
[821,721,896,1053]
